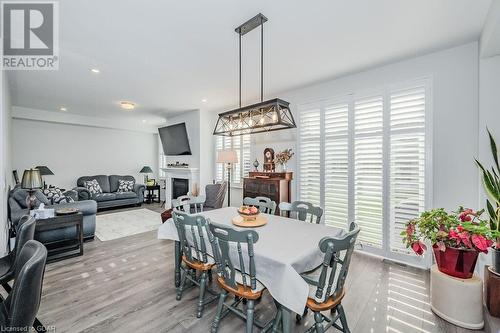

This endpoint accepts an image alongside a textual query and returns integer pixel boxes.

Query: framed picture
[12,170,19,185]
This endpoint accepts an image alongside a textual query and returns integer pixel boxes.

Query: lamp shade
[21,169,43,190]
[217,150,238,164]
[35,165,54,176]
[139,166,153,173]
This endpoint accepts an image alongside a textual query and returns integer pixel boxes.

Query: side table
[35,212,84,263]
[430,265,483,329]
[145,184,161,204]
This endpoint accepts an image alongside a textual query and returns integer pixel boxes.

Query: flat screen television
[158,123,192,155]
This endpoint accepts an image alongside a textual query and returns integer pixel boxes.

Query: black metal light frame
[213,13,296,137]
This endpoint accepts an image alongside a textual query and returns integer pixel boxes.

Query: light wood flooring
[36,204,485,333]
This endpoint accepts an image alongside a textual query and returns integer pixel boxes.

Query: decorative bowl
[237,206,260,222]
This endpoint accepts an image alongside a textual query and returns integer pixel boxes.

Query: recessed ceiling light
[90,68,100,73]
[201,99,207,103]
[120,101,135,110]
[142,119,147,123]
[59,107,67,111]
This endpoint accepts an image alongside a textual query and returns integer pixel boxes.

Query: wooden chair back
[303,222,360,304]
[242,196,277,214]
[209,222,259,291]
[172,195,204,214]
[173,210,211,264]
[279,201,323,224]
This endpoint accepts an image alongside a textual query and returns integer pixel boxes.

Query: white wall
[240,42,480,212]
[0,74,12,255]
[11,119,158,190]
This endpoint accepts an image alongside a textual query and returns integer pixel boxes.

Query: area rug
[95,209,162,241]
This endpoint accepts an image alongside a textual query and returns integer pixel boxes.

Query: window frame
[296,77,433,268]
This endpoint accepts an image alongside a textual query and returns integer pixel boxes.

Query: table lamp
[21,168,43,210]
[139,166,153,184]
[35,165,54,189]
[216,149,238,206]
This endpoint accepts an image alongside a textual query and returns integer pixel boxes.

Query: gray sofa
[8,187,97,242]
[74,175,145,209]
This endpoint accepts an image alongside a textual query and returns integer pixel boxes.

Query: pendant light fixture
[213,13,296,137]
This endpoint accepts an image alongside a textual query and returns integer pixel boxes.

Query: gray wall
[0,74,12,255]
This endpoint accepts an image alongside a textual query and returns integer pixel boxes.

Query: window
[215,135,251,186]
[298,80,429,264]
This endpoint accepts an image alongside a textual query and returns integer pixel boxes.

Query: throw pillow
[84,179,103,195]
[43,188,75,204]
[117,179,134,193]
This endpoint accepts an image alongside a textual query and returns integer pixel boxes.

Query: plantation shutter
[242,134,251,179]
[215,136,224,182]
[389,86,426,254]
[298,105,321,206]
[354,96,384,247]
[232,136,241,184]
[324,103,349,229]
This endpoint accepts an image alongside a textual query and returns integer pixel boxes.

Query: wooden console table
[243,171,293,214]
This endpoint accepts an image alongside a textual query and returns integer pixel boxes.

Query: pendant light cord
[260,17,264,102]
[239,33,242,109]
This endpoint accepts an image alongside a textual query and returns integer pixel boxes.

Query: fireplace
[172,178,189,199]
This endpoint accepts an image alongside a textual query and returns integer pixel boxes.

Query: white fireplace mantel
[160,167,200,207]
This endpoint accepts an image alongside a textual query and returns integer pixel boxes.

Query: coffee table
[35,212,84,263]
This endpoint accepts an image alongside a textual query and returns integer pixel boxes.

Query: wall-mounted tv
[158,122,192,156]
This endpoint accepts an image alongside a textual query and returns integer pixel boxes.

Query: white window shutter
[324,103,349,229]
[232,136,241,184]
[215,136,224,182]
[354,96,384,247]
[242,135,251,178]
[389,87,426,254]
[298,105,321,206]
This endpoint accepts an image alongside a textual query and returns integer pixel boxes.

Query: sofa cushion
[93,193,116,202]
[109,175,136,193]
[77,175,110,193]
[84,179,103,195]
[43,187,75,204]
[12,189,50,209]
[115,192,138,200]
[117,179,135,193]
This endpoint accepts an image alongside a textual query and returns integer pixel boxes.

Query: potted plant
[274,149,294,172]
[402,207,495,278]
[475,129,500,274]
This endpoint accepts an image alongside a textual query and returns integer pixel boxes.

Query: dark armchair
[204,182,227,211]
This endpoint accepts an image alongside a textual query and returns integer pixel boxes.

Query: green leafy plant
[475,129,500,249]
[401,207,495,255]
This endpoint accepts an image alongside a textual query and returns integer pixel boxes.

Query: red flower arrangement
[402,207,495,255]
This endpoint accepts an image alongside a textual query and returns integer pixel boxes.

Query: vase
[281,163,287,172]
[432,245,479,279]
[494,247,500,274]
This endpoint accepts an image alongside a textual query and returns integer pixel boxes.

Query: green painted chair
[278,201,324,224]
[294,222,360,333]
[172,194,205,213]
[243,196,277,215]
[209,222,275,333]
[172,210,218,318]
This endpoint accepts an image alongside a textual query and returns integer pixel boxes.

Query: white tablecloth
[157,207,344,314]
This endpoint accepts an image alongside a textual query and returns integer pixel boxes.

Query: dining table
[157,207,344,332]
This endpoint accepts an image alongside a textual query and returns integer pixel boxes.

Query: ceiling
[8,0,492,125]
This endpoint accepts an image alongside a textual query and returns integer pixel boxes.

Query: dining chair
[278,201,324,224]
[0,240,47,333]
[172,194,204,213]
[243,196,277,214]
[294,222,360,333]
[173,210,218,318]
[209,222,274,333]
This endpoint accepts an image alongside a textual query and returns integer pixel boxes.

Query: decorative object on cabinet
[263,148,275,172]
[212,13,296,137]
[243,171,292,214]
[253,159,259,171]
[274,149,294,172]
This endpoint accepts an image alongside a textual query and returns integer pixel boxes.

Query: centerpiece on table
[238,205,260,222]
[274,149,294,172]
[402,207,496,278]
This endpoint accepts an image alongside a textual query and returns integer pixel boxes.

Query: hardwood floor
[36,205,484,333]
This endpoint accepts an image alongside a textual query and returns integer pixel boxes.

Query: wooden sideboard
[243,172,293,214]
